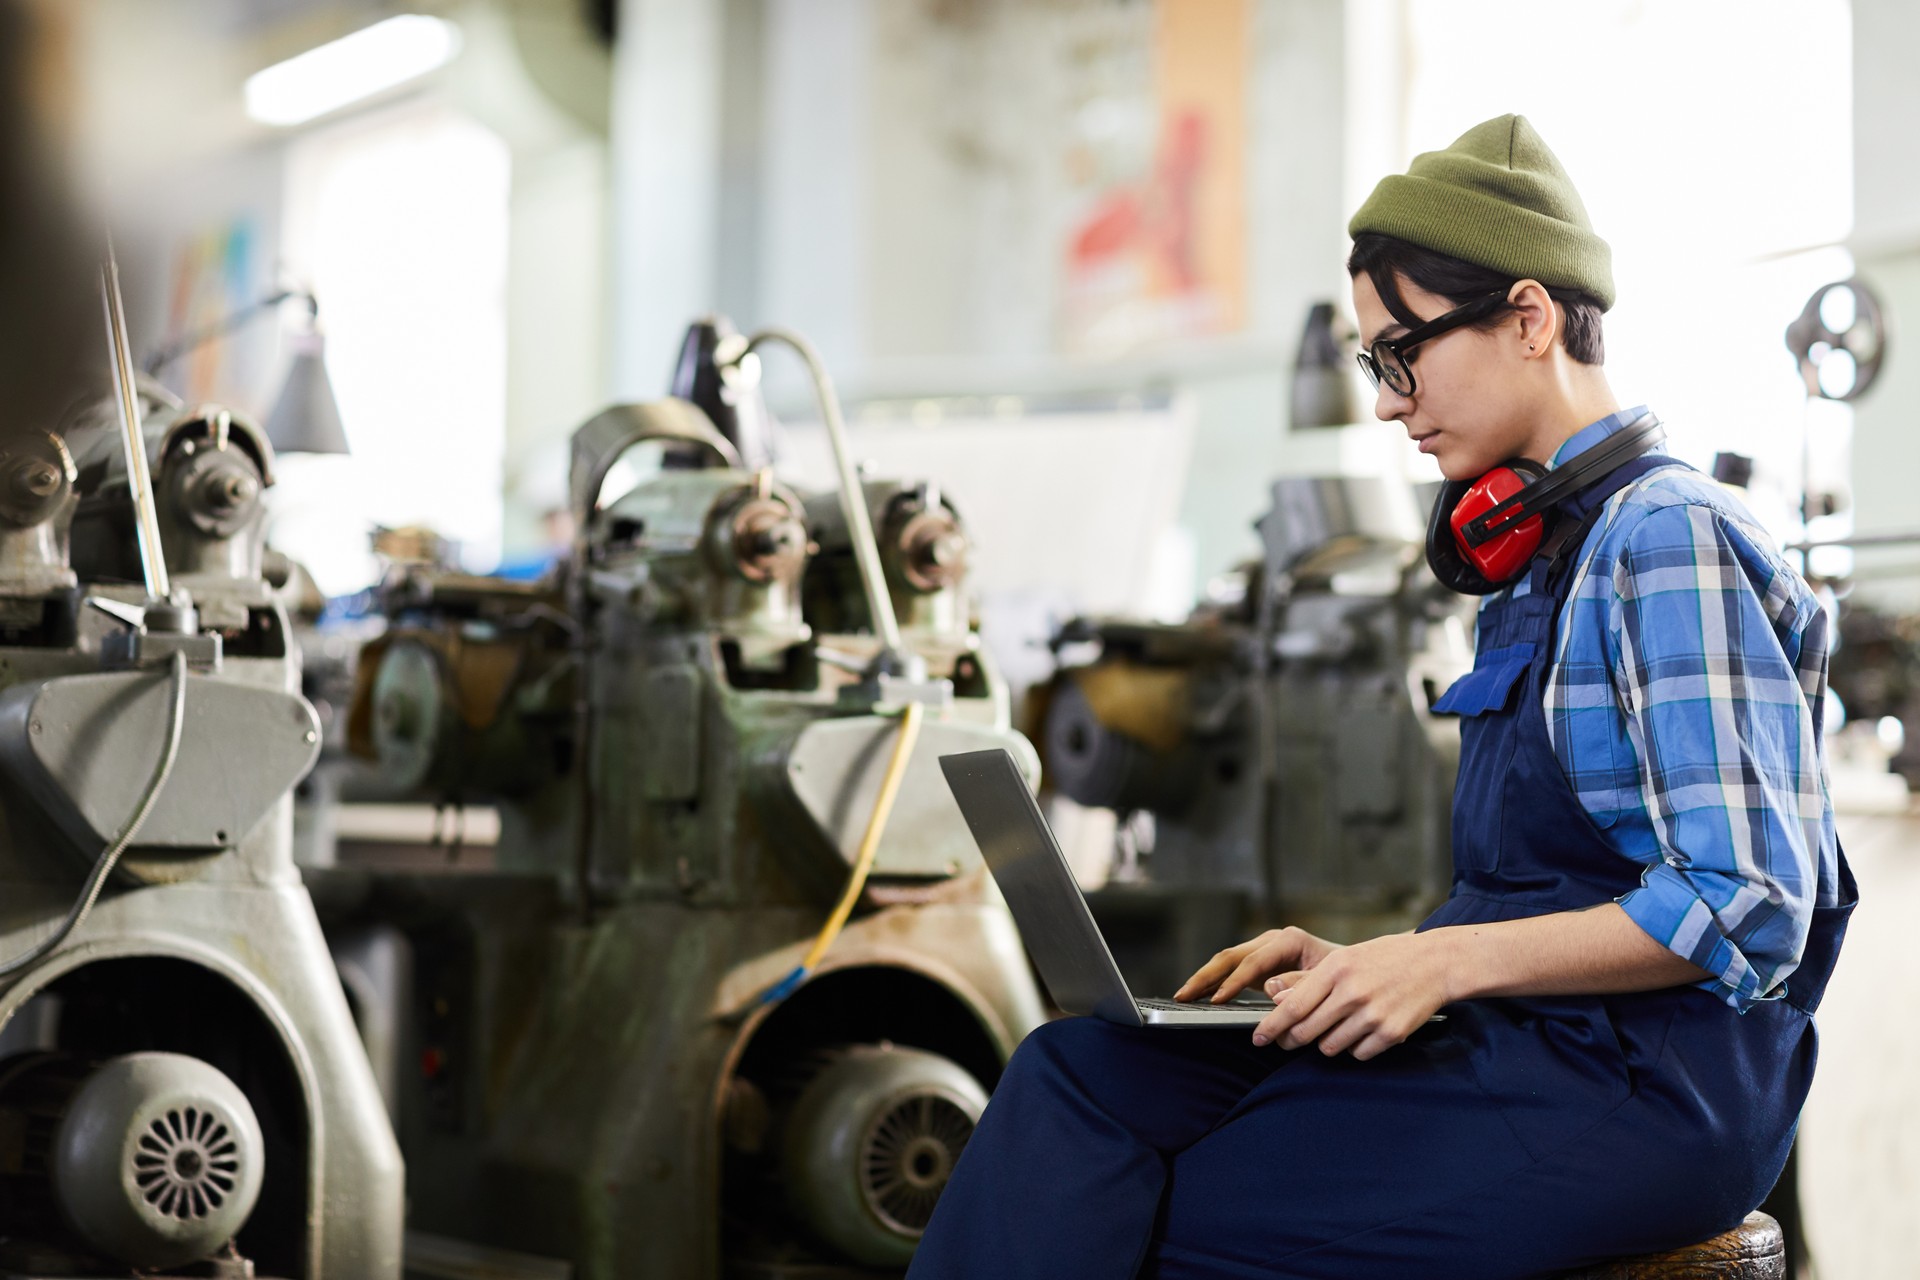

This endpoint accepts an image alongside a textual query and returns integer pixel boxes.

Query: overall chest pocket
[1433,642,1536,875]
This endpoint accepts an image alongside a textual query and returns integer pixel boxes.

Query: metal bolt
[16,462,60,498]
[202,472,257,513]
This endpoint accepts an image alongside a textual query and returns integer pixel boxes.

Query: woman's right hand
[1173,926,1343,1004]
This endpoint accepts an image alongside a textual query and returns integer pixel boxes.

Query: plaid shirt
[1501,407,1841,1011]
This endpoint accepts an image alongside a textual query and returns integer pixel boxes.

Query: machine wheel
[780,1043,986,1266]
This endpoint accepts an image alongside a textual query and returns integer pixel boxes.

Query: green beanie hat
[1348,114,1614,311]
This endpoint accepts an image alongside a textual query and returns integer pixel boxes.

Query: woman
[908,115,1855,1279]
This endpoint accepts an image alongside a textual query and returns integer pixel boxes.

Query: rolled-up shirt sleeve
[1605,502,1825,1010]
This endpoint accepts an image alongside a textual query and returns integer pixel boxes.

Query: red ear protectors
[1449,461,1548,584]
[1424,413,1667,595]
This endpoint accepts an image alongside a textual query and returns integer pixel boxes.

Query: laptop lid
[939,749,1141,1025]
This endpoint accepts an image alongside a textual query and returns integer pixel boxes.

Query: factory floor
[1799,793,1920,1279]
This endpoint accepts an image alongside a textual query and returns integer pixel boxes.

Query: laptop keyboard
[1136,995,1269,1012]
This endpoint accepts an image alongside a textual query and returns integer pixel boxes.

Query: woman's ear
[1507,279,1560,358]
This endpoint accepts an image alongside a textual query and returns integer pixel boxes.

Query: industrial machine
[315,319,1047,1277]
[1042,472,1473,990]
[0,260,401,1276]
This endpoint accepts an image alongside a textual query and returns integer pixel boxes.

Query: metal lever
[86,597,147,631]
[815,647,869,674]
[85,595,219,669]
[100,239,172,604]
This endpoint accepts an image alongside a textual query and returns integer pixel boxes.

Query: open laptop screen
[939,749,1140,1023]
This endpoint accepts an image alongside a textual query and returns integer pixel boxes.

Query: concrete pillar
[757,0,871,381]
[608,0,726,399]
[1848,0,1920,605]
[453,1,613,555]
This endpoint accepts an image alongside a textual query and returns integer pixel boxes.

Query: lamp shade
[266,333,350,455]
[1289,301,1358,431]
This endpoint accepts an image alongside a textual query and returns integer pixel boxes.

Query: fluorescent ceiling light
[245,14,461,127]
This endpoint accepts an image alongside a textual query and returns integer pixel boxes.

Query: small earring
[1528,343,1535,351]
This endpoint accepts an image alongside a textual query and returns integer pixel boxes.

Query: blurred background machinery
[0,351,401,1273]
[0,1,1907,1275]
[305,319,1047,1279]
[1041,472,1473,995]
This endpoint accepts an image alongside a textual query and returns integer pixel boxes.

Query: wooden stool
[1558,1213,1785,1279]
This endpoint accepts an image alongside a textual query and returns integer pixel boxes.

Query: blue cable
[759,966,808,1006]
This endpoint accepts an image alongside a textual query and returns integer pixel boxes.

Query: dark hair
[1346,233,1606,366]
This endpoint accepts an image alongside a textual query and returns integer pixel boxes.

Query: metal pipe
[1787,530,1920,553]
[99,243,170,602]
[736,327,902,656]
[143,286,316,376]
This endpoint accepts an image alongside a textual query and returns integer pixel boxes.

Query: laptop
[939,748,1275,1027]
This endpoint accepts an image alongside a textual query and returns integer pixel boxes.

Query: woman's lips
[1412,431,1440,454]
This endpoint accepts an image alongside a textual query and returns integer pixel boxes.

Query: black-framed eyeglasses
[1356,289,1513,397]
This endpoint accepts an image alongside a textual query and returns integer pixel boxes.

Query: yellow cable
[795,699,924,977]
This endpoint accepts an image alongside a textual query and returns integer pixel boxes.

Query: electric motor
[779,1044,987,1267]
[0,1050,265,1269]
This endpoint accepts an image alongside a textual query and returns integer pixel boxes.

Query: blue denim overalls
[909,455,1855,1279]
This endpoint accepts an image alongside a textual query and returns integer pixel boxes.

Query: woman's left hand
[1255,931,1453,1060]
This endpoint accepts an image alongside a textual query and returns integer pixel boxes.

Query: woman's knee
[1022,1014,1119,1049]
[996,1016,1183,1103]
[1009,1015,1146,1069]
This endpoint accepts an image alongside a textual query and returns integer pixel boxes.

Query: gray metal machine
[1044,473,1474,989]
[0,261,400,1276]
[310,319,1047,1277]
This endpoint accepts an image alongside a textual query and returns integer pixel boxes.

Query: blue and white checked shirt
[1500,407,1841,1011]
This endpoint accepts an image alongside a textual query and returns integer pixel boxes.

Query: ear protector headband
[1425,412,1666,595]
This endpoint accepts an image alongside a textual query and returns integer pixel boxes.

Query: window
[276,102,510,593]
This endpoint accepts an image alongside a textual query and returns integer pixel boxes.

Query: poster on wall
[163,215,267,406]
[1060,0,1248,354]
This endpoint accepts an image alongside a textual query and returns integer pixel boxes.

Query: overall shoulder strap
[1532,453,1689,601]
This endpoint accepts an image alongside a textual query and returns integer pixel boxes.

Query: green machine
[1042,474,1475,993]
[318,322,1047,1277]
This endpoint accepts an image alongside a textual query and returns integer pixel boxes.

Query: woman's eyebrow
[1367,322,1406,346]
